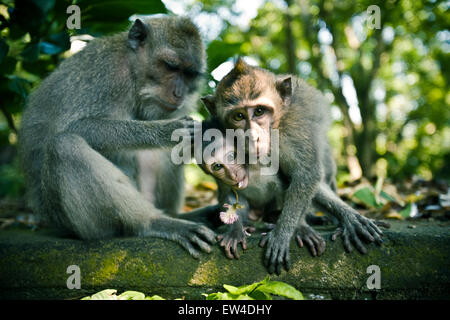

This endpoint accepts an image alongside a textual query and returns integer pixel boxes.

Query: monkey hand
[295,223,326,257]
[331,213,390,254]
[163,116,200,146]
[259,228,291,275]
[217,225,251,259]
[149,218,216,259]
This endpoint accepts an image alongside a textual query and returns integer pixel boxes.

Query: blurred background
[0,0,448,225]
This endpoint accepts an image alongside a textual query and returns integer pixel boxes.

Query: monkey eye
[233,112,245,122]
[184,69,201,79]
[212,163,224,171]
[254,106,265,117]
[225,151,236,163]
[164,61,179,72]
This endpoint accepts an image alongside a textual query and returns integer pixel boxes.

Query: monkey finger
[259,235,269,248]
[354,223,375,243]
[244,226,256,234]
[351,233,368,254]
[296,235,304,248]
[343,230,353,253]
[231,241,240,259]
[190,235,212,253]
[241,238,247,250]
[375,220,391,229]
[364,218,384,235]
[304,237,317,257]
[311,235,325,256]
[276,256,283,276]
[284,250,291,272]
[224,246,234,260]
[331,228,343,241]
[195,226,216,243]
[178,238,200,259]
[216,234,224,242]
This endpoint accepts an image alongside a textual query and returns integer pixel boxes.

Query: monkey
[200,58,389,274]
[18,16,216,258]
[185,117,327,260]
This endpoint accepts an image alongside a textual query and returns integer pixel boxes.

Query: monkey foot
[331,214,391,254]
[259,229,291,275]
[295,224,326,257]
[217,227,251,259]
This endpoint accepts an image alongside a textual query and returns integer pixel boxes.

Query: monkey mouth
[233,176,248,190]
[149,97,181,112]
[159,102,180,112]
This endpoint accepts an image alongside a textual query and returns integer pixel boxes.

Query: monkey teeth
[238,181,243,188]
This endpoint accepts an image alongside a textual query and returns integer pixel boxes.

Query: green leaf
[205,292,254,300]
[88,289,118,300]
[380,190,396,202]
[223,283,259,295]
[206,40,241,72]
[20,42,40,62]
[78,0,167,34]
[145,295,166,300]
[223,276,269,296]
[256,281,304,300]
[353,187,382,208]
[399,203,412,218]
[249,290,272,300]
[118,290,146,300]
[0,38,9,63]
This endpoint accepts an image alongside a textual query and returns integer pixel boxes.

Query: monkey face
[200,135,249,190]
[129,18,205,114]
[202,58,291,159]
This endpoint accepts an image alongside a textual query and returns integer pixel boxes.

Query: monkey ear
[201,95,216,115]
[128,19,149,50]
[276,77,292,103]
[234,56,249,74]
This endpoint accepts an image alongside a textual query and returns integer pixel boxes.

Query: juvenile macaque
[201,58,389,274]
[18,16,216,258]
[191,118,326,260]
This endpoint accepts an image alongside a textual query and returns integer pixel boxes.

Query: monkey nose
[249,129,259,142]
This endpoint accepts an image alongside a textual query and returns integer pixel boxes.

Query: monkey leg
[314,183,390,254]
[177,204,222,229]
[42,133,215,257]
[137,149,184,216]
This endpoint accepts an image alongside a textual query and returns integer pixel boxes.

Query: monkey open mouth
[233,175,248,190]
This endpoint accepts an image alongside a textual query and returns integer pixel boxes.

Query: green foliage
[353,187,383,209]
[203,277,304,300]
[201,0,449,181]
[81,289,165,300]
[0,0,447,201]
[80,278,303,300]
[0,0,167,199]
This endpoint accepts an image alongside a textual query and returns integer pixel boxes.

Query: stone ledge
[0,220,449,300]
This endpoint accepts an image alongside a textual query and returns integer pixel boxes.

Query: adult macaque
[18,16,216,258]
[201,58,389,274]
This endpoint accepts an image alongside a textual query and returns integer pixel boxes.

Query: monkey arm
[65,117,196,151]
[216,191,251,259]
[313,182,390,253]
[259,127,322,274]
[260,171,321,275]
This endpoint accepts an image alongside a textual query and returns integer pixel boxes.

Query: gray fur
[18,16,215,258]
